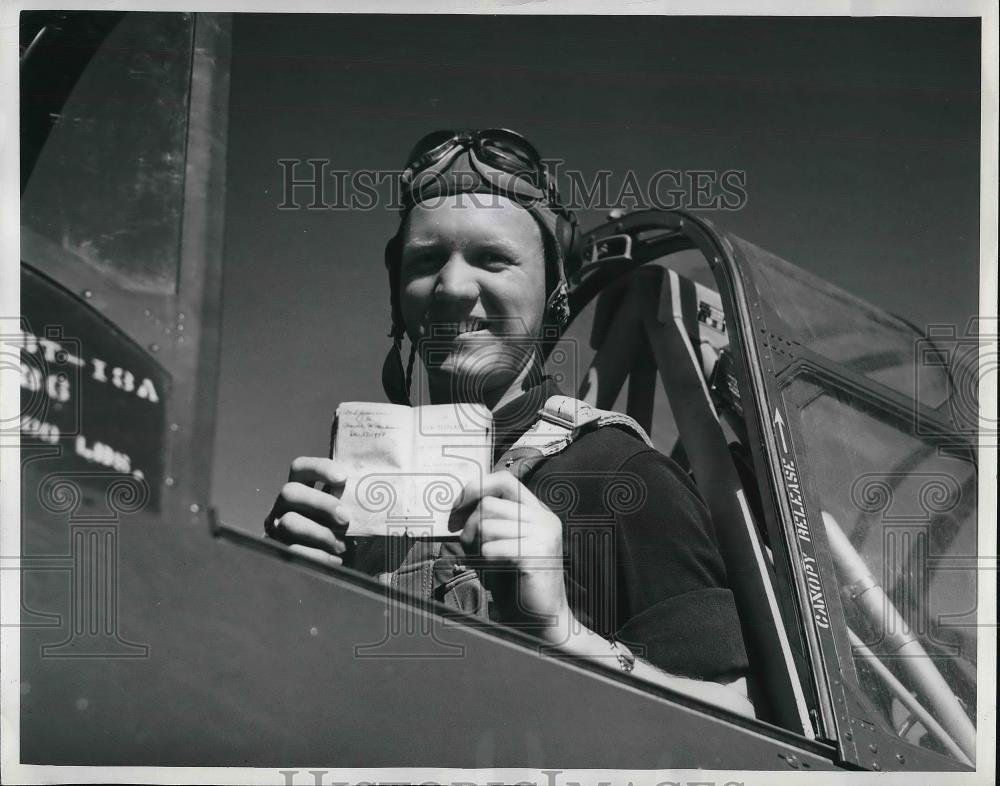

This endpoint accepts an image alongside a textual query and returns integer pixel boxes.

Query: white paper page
[407,403,493,538]
[332,401,493,538]
[332,402,415,537]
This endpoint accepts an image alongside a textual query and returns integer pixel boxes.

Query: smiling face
[398,194,548,407]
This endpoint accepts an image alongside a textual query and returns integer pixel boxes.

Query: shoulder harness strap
[495,395,654,481]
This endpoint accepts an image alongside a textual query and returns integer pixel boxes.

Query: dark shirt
[492,378,749,682]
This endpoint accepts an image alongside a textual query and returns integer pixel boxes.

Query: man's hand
[449,470,570,635]
[447,472,756,719]
[264,457,351,567]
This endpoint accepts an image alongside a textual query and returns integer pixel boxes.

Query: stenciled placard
[19,265,170,511]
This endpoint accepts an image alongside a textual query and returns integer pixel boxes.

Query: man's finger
[459,516,530,555]
[480,534,562,569]
[457,505,480,549]
[482,494,522,520]
[269,511,347,554]
[288,456,349,489]
[479,538,520,561]
[287,542,344,568]
[455,470,539,511]
[276,482,350,530]
[487,470,544,506]
[476,517,527,544]
[448,494,520,533]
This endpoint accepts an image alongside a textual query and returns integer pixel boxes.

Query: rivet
[82,289,93,299]
[869,744,878,753]
[169,423,179,432]
[896,753,905,764]
[189,502,200,514]
[872,762,881,771]
[149,343,159,352]
[165,477,175,487]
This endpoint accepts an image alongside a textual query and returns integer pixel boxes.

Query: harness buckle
[583,234,633,266]
[537,407,576,430]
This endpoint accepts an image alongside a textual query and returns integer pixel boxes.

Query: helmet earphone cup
[556,208,582,281]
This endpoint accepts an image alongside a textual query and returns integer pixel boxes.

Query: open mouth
[430,318,493,339]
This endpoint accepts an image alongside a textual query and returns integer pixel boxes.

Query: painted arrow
[774,407,789,454]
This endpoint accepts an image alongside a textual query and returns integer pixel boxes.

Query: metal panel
[19,503,841,769]
[164,13,232,523]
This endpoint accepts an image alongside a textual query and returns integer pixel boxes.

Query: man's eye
[478,251,512,267]
[402,253,441,274]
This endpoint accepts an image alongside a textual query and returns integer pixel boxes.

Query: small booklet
[330,402,494,538]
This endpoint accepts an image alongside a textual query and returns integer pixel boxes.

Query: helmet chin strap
[381,335,415,406]
[381,308,565,407]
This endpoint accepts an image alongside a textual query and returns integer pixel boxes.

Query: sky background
[211,14,981,530]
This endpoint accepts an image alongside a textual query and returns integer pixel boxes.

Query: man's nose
[433,251,479,303]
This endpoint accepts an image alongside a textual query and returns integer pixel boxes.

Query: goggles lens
[403,128,549,192]
[404,130,462,171]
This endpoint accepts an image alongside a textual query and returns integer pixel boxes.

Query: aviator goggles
[399,128,564,211]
